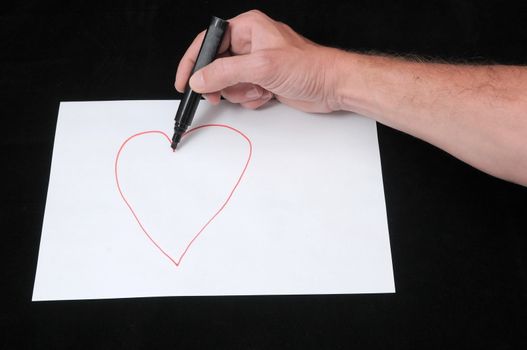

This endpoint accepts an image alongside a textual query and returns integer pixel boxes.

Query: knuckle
[279,22,293,33]
[221,92,237,104]
[220,86,238,102]
[242,9,273,27]
[246,9,264,18]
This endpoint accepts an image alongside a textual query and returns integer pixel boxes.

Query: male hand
[175,10,341,113]
[175,11,527,186]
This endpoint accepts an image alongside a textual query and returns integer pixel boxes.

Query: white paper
[32,100,395,301]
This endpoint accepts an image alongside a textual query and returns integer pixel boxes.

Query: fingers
[240,93,274,109]
[221,83,273,109]
[175,10,277,92]
[220,83,266,103]
[189,53,272,94]
[175,11,257,92]
[216,11,261,56]
[203,92,222,105]
[204,83,273,109]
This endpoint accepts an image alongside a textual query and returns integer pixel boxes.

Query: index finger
[175,12,258,92]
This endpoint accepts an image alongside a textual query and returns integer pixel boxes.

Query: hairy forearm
[332,51,527,185]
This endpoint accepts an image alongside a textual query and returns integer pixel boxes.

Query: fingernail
[189,71,204,90]
[245,87,262,99]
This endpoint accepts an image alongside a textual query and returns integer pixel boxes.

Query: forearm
[332,51,527,185]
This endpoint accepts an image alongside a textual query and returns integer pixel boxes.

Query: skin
[175,10,527,186]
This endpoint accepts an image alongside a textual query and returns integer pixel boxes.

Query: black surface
[2,1,527,349]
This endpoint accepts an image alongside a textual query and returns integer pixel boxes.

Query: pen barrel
[175,89,200,129]
[192,17,228,74]
[175,16,228,129]
[172,16,228,148]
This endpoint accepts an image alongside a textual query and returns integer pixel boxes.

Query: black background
[2,1,527,349]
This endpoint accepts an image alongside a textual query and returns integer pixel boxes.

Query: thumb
[189,54,270,93]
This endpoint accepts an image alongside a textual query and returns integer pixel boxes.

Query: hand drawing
[114,124,253,267]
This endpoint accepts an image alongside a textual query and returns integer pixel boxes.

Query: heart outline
[114,124,253,267]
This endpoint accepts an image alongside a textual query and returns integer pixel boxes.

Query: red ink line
[114,124,253,267]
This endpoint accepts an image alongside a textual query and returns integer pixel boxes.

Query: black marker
[171,16,228,150]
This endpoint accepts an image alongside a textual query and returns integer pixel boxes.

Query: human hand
[175,10,342,113]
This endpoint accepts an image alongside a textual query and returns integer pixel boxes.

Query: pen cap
[192,16,228,74]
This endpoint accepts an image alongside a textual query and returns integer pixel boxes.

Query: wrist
[328,50,385,117]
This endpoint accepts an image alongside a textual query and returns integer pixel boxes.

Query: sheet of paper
[33,100,395,301]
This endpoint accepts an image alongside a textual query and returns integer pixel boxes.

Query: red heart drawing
[114,124,253,267]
